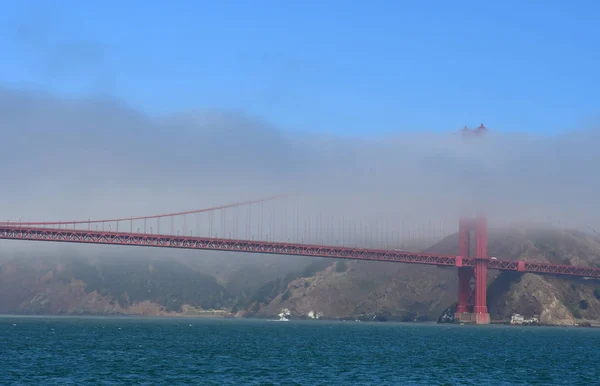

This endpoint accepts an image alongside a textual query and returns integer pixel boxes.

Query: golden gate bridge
[1,124,598,324]
[0,194,598,325]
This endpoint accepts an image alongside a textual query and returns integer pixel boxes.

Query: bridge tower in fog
[455,124,490,324]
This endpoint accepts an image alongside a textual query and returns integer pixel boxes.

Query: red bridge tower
[455,124,490,324]
[455,216,490,324]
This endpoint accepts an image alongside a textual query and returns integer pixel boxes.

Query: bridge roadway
[1,224,599,279]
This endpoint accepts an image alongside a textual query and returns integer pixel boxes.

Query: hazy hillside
[255,227,600,325]
[0,250,319,316]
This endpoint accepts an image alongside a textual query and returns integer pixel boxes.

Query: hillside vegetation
[0,251,319,316]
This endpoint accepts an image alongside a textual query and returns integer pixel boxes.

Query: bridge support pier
[454,216,490,324]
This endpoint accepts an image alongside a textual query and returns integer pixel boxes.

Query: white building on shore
[510,313,539,325]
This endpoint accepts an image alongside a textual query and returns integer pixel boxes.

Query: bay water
[1,316,598,385]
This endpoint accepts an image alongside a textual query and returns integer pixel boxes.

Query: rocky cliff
[253,227,600,325]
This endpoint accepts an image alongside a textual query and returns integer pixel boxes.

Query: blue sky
[0,0,598,136]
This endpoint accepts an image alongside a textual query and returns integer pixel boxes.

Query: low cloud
[1,86,599,257]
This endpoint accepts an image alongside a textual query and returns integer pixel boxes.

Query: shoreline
[1,313,599,328]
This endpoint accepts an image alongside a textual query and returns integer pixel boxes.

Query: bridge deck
[0,225,599,279]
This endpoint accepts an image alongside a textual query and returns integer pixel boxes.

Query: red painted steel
[519,261,600,278]
[0,195,283,227]
[460,123,488,136]
[473,216,488,315]
[0,224,599,279]
[0,225,461,266]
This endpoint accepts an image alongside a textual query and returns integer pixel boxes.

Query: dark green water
[1,316,599,385]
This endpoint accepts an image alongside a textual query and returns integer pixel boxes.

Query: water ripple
[1,317,599,385]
